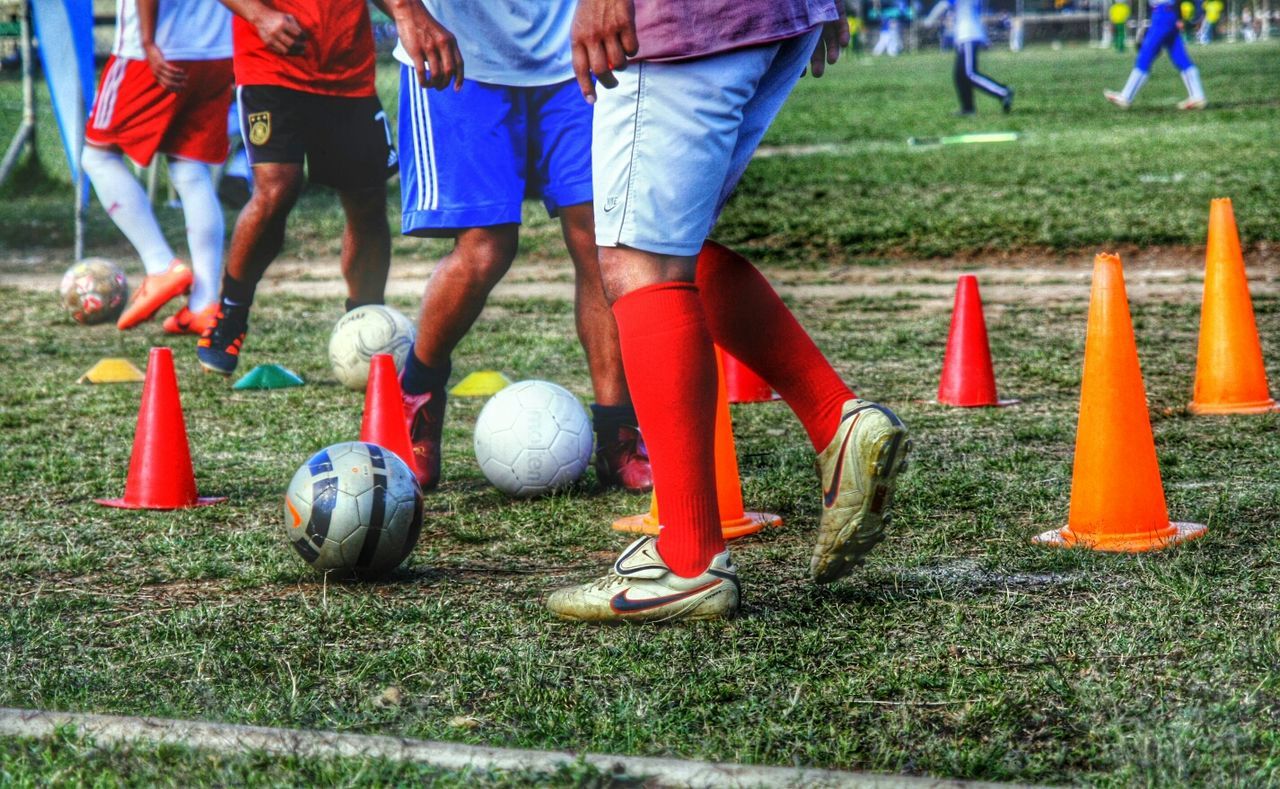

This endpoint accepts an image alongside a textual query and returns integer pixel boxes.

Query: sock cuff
[612,282,704,334]
[590,403,638,432]
[400,346,450,396]
[221,273,256,306]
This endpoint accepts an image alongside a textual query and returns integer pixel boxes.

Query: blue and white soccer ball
[283,441,423,576]
[473,380,594,498]
[328,305,415,390]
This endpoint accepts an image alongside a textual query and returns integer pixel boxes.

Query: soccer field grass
[3,41,1280,785]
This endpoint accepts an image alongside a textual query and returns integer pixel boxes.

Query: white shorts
[592,27,821,257]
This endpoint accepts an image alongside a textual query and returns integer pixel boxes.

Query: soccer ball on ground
[59,258,128,325]
[473,380,594,498]
[328,305,414,390]
[283,441,423,576]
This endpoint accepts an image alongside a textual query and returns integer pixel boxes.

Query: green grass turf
[2,277,1280,783]
[1,42,1277,265]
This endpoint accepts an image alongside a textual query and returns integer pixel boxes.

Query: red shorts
[85,56,234,166]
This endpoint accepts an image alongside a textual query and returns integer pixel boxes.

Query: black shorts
[238,85,397,190]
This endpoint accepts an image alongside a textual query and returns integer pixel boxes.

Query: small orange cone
[1189,198,1277,415]
[722,349,778,403]
[359,353,417,474]
[613,347,782,540]
[97,347,225,510]
[937,275,1017,407]
[1033,254,1205,551]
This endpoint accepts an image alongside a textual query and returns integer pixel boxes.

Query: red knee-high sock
[696,241,854,451]
[612,282,724,577]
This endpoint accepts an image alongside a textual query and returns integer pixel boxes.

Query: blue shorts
[398,67,593,237]
[1136,5,1195,73]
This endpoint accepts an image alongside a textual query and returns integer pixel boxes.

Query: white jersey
[393,1,574,87]
[952,0,988,44]
[112,0,232,61]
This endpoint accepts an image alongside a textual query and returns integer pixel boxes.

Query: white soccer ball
[283,441,423,576]
[328,305,414,390]
[473,380,594,498]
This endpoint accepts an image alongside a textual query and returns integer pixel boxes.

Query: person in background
[925,0,1014,115]
[1104,0,1206,109]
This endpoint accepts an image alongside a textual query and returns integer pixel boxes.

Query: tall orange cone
[1033,254,1206,551]
[722,349,778,403]
[1188,198,1277,414]
[97,347,225,509]
[360,353,416,473]
[613,347,782,539]
[937,275,1017,407]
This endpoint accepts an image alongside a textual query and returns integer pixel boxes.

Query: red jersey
[232,0,376,97]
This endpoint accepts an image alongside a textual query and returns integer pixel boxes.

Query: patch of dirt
[5,246,1276,312]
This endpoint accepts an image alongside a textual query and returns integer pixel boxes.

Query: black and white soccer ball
[473,380,593,498]
[59,257,128,325]
[283,441,423,576]
[328,305,414,390]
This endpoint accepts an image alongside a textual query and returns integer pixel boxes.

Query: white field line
[0,707,1017,789]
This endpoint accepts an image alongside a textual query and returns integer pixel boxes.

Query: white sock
[168,157,224,312]
[80,145,174,275]
[1181,66,1205,101]
[1121,68,1149,102]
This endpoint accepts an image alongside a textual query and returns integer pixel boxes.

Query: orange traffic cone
[613,347,782,540]
[97,347,225,509]
[1189,198,1277,414]
[360,353,416,473]
[937,275,1017,407]
[1033,253,1206,551]
[722,349,778,403]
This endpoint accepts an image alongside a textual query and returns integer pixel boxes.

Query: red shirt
[232,0,376,97]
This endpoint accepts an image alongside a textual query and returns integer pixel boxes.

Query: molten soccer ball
[59,258,128,325]
[473,380,593,498]
[328,305,414,390]
[283,441,423,576]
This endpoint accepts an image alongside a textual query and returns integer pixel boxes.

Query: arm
[375,0,463,90]
[809,0,851,78]
[137,0,187,91]
[922,0,949,28]
[570,0,638,104]
[217,0,308,56]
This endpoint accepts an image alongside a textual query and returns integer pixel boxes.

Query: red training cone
[97,347,224,509]
[722,349,779,404]
[360,353,417,474]
[937,275,1018,407]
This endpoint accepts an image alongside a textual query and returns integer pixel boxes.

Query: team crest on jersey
[248,112,271,146]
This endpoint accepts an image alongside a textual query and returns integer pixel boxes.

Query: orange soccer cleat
[117,260,193,330]
[162,303,219,335]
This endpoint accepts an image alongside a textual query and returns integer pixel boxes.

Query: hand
[254,9,308,56]
[392,1,463,90]
[809,0,851,78]
[570,0,638,104]
[143,42,187,92]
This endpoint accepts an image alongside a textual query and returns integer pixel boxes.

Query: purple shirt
[635,0,838,61]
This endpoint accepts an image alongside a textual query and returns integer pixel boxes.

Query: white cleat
[546,537,739,623]
[1104,90,1132,109]
[1177,97,1207,110]
[811,399,910,584]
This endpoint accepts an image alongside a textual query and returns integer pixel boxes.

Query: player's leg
[395,68,526,491]
[963,44,1013,111]
[953,44,975,114]
[336,184,391,311]
[559,203,652,493]
[1108,8,1167,106]
[1169,31,1207,108]
[165,157,223,332]
[197,161,303,374]
[82,56,191,330]
[531,79,651,493]
[159,60,235,334]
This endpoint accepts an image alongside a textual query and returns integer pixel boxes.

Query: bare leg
[411,225,519,367]
[559,203,630,406]
[337,183,391,306]
[223,162,304,292]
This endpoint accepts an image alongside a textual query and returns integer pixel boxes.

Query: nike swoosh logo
[610,579,722,614]
[286,497,302,529]
[603,197,619,213]
[823,414,862,508]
